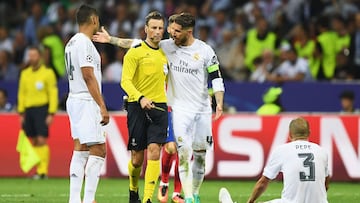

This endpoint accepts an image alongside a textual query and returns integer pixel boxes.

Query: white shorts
[66,94,106,145]
[172,108,213,151]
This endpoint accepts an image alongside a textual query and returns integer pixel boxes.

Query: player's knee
[131,151,144,167]
[177,145,191,163]
[131,158,143,168]
[193,151,206,168]
[34,136,48,146]
[147,143,161,160]
[89,143,106,158]
[165,142,177,154]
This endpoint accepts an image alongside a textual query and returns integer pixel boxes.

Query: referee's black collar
[144,40,160,50]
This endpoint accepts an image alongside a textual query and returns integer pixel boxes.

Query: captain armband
[207,64,225,92]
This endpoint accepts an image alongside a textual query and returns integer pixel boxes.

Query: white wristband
[212,78,225,92]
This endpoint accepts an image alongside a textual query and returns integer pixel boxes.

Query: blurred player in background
[17,46,58,180]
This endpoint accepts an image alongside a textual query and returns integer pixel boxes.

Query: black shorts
[127,102,168,151]
[23,105,49,137]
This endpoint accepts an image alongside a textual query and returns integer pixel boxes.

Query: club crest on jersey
[193,53,200,60]
[86,55,93,63]
[177,136,183,143]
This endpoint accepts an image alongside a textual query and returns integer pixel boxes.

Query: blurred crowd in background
[1,0,360,83]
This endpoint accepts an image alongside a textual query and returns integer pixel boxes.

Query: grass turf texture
[0,178,359,203]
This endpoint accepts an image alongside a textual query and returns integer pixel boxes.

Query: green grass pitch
[0,178,359,203]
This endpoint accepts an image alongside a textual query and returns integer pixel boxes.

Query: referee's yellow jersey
[17,64,58,114]
[121,41,167,103]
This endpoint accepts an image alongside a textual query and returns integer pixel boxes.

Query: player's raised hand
[92,26,110,43]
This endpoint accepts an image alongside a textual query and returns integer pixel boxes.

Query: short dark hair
[317,15,330,29]
[28,45,42,54]
[174,12,195,29]
[145,11,164,26]
[340,90,355,100]
[76,4,98,25]
[332,14,347,25]
[168,14,179,24]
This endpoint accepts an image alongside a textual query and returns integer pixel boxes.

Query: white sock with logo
[192,151,206,195]
[83,155,105,203]
[178,146,193,199]
[69,151,89,203]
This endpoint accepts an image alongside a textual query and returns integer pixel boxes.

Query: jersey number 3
[298,153,315,181]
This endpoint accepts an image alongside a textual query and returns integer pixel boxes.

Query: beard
[174,35,187,46]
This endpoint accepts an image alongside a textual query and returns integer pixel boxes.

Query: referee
[17,46,58,179]
[121,11,168,203]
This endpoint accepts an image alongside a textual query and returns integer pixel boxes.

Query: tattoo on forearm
[109,36,118,45]
[110,36,133,48]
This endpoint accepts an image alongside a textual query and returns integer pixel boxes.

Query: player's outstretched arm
[92,26,134,48]
[247,175,270,203]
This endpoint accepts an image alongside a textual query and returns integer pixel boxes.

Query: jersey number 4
[298,153,315,181]
[65,52,75,80]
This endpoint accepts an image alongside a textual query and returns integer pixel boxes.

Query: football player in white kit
[219,117,330,203]
[93,13,225,203]
[65,4,109,203]
[161,13,225,203]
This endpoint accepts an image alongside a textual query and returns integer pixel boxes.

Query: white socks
[83,155,105,203]
[192,151,206,195]
[178,149,206,199]
[178,146,193,199]
[69,151,89,203]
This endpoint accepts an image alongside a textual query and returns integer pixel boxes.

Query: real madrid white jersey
[263,140,329,203]
[160,39,219,113]
[65,33,102,95]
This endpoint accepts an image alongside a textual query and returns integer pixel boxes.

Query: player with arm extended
[65,4,109,203]
[94,14,185,203]
[219,117,330,203]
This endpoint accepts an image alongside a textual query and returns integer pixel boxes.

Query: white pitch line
[0,194,33,197]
